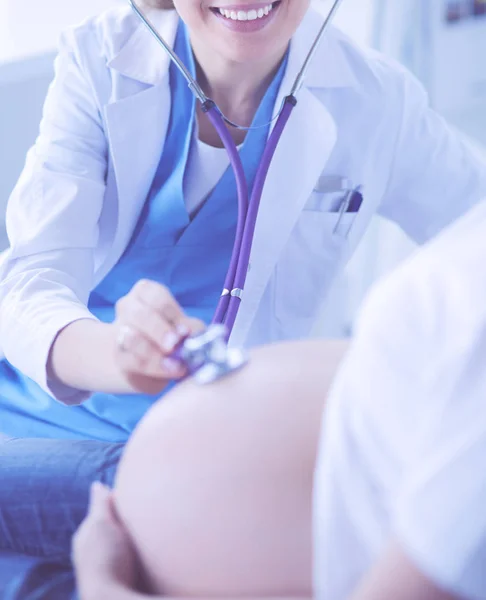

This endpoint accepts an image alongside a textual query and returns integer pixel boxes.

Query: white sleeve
[0,27,108,404]
[315,209,486,598]
[313,264,434,600]
[394,332,486,600]
[378,67,486,244]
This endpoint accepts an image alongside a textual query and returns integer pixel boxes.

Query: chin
[227,50,274,65]
[218,39,286,67]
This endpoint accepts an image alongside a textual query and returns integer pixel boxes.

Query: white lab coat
[0,6,485,404]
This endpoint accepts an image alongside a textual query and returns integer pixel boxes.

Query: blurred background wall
[1,0,485,335]
[0,0,121,248]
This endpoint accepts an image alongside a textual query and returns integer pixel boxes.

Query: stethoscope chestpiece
[178,324,249,384]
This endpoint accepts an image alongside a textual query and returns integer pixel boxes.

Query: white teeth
[217,3,273,20]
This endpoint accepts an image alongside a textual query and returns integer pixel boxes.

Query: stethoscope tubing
[204,102,250,328]
[212,96,296,337]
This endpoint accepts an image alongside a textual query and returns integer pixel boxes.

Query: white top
[314,200,486,600]
[184,137,231,216]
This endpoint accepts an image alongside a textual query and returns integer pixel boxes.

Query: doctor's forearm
[48,319,171,397]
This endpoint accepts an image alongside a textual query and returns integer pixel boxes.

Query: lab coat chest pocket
[274,207,358,329]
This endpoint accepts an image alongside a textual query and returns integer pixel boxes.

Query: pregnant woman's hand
[73,482,143,600]
[113,279,204,386]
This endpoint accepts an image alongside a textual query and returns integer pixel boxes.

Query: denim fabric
[0,551,76,600]
[0,434,125,596]
[0,435,124,560]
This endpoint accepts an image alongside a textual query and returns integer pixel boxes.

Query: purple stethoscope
[128,0,344,383]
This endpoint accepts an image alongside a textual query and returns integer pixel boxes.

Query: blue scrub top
[0,23,288,442]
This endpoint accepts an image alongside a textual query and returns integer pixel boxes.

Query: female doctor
[0,0,485,572]
[0,0,485,441]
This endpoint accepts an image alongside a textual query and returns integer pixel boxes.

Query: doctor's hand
[113,279,205,387]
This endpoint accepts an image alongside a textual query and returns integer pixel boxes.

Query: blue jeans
[0,434,125,598]
[0,551,76,600]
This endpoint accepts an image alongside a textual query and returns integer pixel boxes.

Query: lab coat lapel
[230,87,338,348]
[228,9,357,346]
[104,80,171,264]
[102,10,178,272]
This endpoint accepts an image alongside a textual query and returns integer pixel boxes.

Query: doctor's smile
[0,0,486,596]
[209,1,281,31]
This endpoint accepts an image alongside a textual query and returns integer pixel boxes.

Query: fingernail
[162,331,179,352]
[161,357,182,375]
[90,481,102,506]
[176,323,189,336]
[89,482,111,518]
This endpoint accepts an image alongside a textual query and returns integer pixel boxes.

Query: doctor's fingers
[115,325,186,380]
[116,298,189,356]
[130,280,187,328]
